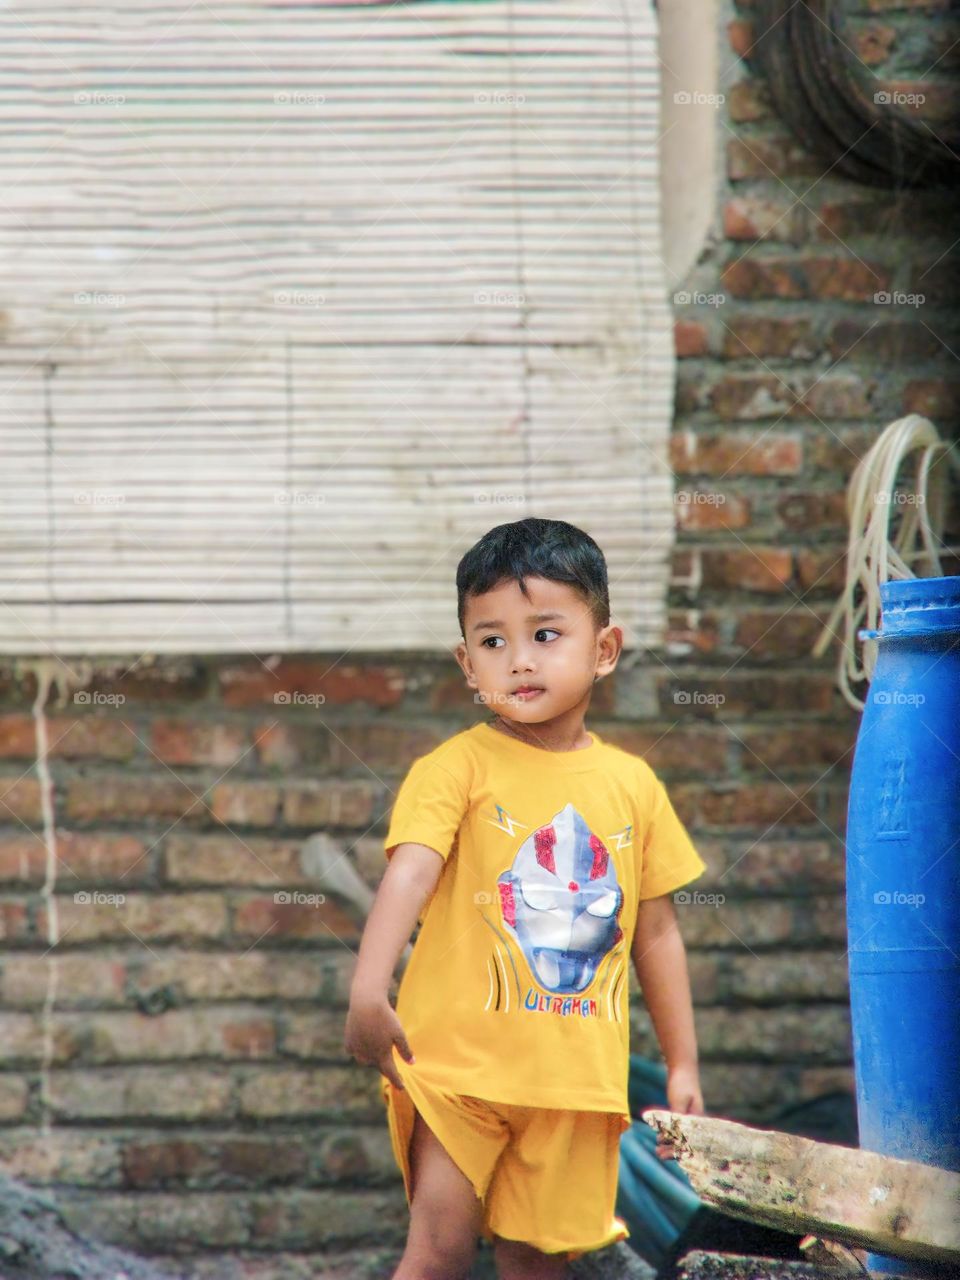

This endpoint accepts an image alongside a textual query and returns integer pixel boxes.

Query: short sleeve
[384,746,471,865]
[638,772,707,901]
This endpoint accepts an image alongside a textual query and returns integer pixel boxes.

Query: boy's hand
[654,1063,704,1162]
[344,992,416,1091]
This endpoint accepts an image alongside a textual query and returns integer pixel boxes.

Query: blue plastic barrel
[847,576,960,1277]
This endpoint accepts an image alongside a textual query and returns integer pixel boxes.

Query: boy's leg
[391,1107,485,1280]
[492,1235,569,1280]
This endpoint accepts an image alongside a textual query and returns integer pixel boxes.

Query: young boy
[344,517,707,1280]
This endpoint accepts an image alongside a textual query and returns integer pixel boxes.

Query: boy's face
[454,575,621,724]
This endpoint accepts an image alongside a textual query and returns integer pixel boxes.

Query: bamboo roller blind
[0,0,676,655]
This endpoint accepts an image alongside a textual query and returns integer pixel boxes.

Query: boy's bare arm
[344,842,444,1089]
[631,893,704,1154]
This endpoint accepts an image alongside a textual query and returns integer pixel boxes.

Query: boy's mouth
[511,686,544,700]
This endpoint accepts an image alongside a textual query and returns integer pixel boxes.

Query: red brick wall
[1,2,958,1273]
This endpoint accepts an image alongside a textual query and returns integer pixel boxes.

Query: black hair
[456,517,610,639]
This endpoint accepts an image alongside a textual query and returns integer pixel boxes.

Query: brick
[0,1013,76,1063]
[325,723,446,773]
[0,901,30,943]
[0,1075,29,1119]
[816,194,949,239]
[859,0,952,13]
[797,375,872,418]
[879,78,958,123]
[73,660,208,706]
[902,379,960,419]
[774,490,848,533]
[57,1190,249,1249]
[150,719,250,768]
[667,899,796,948]
[42,1008,274,1064]
[123,1135,306,1189]
[727,18,755,57]
[45,892,227,943]
[675,490,751,531]
[674,318,708,357]
[694,1006,851,1061]
[237,1067,382,1119]
[700,548,794,593]
[671,430,802,476]
[721,314,819,360]
[2,954,127,1008]
[48,1067,233,1120]
[0,1129,121,1186]
[660,674,839,716]
[313,1127,397,1183]
[0,714,135,761]
[209,782,280,827]
[281,1011,357,1059]
[64,775,200,824]
[219,659,405,709]
[281,780,377,829]
[0,777,44,824]
[248,1188,406,1249]
[0,832,149,885]
[131,950,335,1004]
[698,783,818,828]
[164,833,304,886]
[827,319,945,363]
[725,950,849,1001]
[733,607,837,661]
[717,838,845,892]
[738,723,856,775]
[599,724,728,774]
[727,79,771,123]
[722,255,891,301]
[723,197,806,243]
[797,548,848,594]
[232,893,360,943]
[727,134,825,181]
[664,609,724,656]
[807,425,878,472]
[850,20,897,63]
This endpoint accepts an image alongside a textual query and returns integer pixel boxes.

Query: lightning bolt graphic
[609,825,633,851]
[483,804,529,838]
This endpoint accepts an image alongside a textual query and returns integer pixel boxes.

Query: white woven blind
[0,0,675,655]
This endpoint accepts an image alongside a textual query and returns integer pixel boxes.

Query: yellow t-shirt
[383,720,707,1121]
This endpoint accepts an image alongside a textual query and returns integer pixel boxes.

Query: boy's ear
[454,640,477,687]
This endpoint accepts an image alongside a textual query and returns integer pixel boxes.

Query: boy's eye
[480,629,560,649]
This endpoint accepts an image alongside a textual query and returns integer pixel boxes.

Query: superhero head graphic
[496,803,623,995]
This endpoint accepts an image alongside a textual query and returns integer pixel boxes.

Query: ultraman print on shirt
[488,802,628,1018]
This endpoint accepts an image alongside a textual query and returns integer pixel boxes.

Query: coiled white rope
[812,414,960,710]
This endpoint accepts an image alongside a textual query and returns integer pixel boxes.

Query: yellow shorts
[379,1065,630,1261]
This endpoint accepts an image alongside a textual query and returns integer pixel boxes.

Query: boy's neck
[489,698,593,753]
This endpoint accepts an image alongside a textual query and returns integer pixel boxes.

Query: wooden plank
[643,1110,960,1268]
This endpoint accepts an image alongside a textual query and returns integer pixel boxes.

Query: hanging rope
[812,414,960,710]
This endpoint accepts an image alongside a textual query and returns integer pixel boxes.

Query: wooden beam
[643,1109,960,1269]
